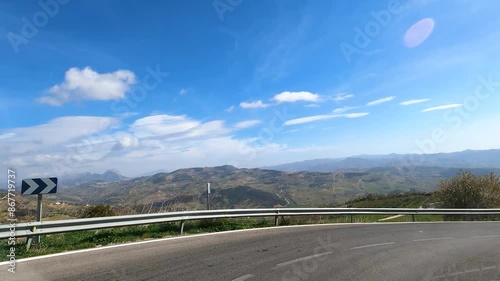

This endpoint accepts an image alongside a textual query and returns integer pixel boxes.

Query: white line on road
[412,237,454,242]
[482,266,497,270]
[471,234,500,239]
[349,242,395,250]
[274,252,333,268]
[231,274,254,281]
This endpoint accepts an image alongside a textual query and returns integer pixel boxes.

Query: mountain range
[51,149,500,211]
[59,169,128,186]
[264,149,500,172]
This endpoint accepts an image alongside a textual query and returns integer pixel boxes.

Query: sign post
[21,177,58,249]
[207,182,210,210]
[36,194,43,244]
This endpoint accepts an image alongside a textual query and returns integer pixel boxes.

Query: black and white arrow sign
[21,178,58,195]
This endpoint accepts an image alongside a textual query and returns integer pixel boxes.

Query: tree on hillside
[81,205,117,218]
[435,171,500,209]
[483,172,500,207]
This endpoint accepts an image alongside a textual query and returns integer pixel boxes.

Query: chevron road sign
[21,178,58,195]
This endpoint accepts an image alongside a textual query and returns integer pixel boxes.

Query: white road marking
[433,265,497,279]
[349,242,395,250]
[274,252,333,268]
[412,237,454,242]
[231,274,254,281]
[471,234,500,239]
[464,268,480,273]
[482,266,497,270]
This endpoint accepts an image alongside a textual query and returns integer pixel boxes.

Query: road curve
[1,222,500,281]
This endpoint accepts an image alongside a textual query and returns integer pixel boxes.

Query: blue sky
[1,0,500,177]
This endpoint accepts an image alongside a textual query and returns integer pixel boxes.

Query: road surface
[1,222,500,280]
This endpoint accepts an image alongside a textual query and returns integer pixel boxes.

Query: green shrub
[80,205,117,218]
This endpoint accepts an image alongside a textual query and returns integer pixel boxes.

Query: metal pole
[36,194,42,244]
[180,220,185,235]
[349,214,353,223]
[411,214,415,222]
[206,183,210,210]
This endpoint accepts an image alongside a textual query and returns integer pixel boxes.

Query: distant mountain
[60,169,128,186]
[264,149,500,172]
[58,164,500,211]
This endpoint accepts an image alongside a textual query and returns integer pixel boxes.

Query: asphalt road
[1,222,500,281]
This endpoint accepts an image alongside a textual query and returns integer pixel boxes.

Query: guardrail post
[349,214,353,223]
[411,214,415,222]
[180,220,185,235]
[275,211,279,226]
[26,236,33,251]
[26,225,37,251]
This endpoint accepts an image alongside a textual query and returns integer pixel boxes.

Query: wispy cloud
[240,100,270,109]
[422,103,462,112]
[272,91,319,103]
[332,106,356,113]
[225,105,235,112]
[234,120,261,129]
[400,98,430,105]
[332,93,354,102]
[284,112,369,125]
[179,89,187,95]
[366,96,396,106]
[343,112,370,118]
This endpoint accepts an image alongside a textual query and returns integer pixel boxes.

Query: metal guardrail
[1,208,500,239]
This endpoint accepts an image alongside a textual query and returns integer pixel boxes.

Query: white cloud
[130,115,200,138]
[113,136,140,150]
[38,67,136,106]
[400,98,430,105]
[332,93,354,102]
[0,116,119,177]
[366,96,396,106]
[225,105,235,112]
[332,106,356,113]
[284,112,369,125]
[343,112,370,118]
[305,104,320,108]
[240,100,270,109]
[0,133,15,140]
[234,120,261,129]
[285,115,335,125]
[130,114,232,142]
[2,116,118,148]
[422,103,463,112]
[179,89,187,95]
[272,91,319,103]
